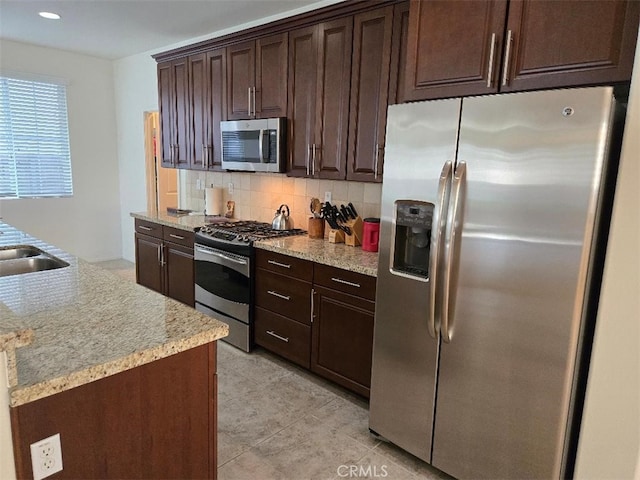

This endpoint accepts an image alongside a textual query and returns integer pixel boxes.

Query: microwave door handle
[258,129,265,162]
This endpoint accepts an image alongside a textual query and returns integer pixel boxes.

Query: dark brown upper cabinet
[288,18,353,179]
[189,49,226,170]
[404,0,639,101]
[389,1,411,105]
[404,0,508,101]
[347,6,395,183]
[501,0,640,92]
[227,33,288,120]
[157,59,190,168]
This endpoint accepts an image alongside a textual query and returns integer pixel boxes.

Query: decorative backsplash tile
[179,171,381,230]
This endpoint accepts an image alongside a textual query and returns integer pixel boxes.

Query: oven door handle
[195,247,248,266]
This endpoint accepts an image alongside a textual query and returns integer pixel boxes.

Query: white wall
[113,53,159,262]
[574,31,640,479]
[0,40,122,262]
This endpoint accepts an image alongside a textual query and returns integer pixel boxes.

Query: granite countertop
[131,210,380,277]
[131,210,214,232]
[0,222,228,407]
[255,236,379,277]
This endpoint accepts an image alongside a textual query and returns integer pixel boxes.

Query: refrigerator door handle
[441,161,467,343]
[428,161,453,339]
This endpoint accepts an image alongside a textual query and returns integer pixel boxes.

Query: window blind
[0,76,73,199]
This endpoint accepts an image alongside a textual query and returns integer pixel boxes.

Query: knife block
[328,228,345,244]
[345,216,363,247]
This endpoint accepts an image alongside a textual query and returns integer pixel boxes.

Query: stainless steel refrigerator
[369,87,625,479]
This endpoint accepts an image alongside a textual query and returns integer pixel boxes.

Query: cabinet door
[227,41,255,120]
[404,0,508,101]
[206,48,227,170]
[314,17,353,180]
[164,242,194,307]
[135,234,163,294]
[157,61,174,168]
[172,58,191,168]
[287,26,318,177]
[502,0,640,92]
[311,286,375,398]
[389,1,410,104]
[347,7,394,183]
[189,53,208,170]
[256,33,288,118]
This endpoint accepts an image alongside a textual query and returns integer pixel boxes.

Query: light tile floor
[93,259,451,480]
[217,342,452,480]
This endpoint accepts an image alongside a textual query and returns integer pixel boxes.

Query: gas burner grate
[197,220,306,245]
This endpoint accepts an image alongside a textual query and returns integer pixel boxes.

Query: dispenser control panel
[396,202,433,230]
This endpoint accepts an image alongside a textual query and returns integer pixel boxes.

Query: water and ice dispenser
[391,201,434,279]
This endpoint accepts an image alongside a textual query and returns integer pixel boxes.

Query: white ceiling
[0,0,333,60]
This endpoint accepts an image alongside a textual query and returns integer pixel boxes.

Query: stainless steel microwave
[220,117,286,173]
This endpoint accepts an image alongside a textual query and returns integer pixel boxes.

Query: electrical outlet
[196,179,202,190]
[228,182,234,195]
[30,433,63,480]
[324,191,332,203]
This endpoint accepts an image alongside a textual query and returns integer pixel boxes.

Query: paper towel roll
[205,187,223,216]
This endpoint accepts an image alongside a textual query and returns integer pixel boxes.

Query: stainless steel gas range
[194,220,305,351]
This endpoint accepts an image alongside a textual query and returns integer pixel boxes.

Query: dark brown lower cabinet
[164,242,195,307]
[253,249,377,398]
[134,219,195,307]
[311,285,375,398]
[11,343,218,480]
[134,233,163,294]
[255,306,311,368]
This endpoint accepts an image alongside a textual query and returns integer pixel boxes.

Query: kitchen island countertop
[0,221,228,407]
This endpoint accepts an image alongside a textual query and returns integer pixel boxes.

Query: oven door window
[195,254,249,305]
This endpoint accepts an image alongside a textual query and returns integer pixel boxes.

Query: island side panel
[10,342,217,479]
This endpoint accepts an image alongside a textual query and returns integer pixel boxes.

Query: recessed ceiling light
[38,11,61,20]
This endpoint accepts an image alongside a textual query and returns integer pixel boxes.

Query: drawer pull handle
[267,290,290,301]
[169,233,185,240]
[266,330,289,343]
[139,225,153,231]
[331,277,360,288]
[267,260,291,269]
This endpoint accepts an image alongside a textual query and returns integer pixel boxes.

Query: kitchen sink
[0,245,69,277]
[0,245,42,261]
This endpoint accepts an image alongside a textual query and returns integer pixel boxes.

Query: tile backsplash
[179,170,381,230]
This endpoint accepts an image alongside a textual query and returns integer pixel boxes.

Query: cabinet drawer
[163,226,194,248]
[135,219,163,238]
[255,249,313,281]
[255,269,312,325]
[313,263,376,301]
[255,307,311,369]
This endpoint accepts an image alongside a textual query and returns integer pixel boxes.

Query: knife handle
[348,202,359,218]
